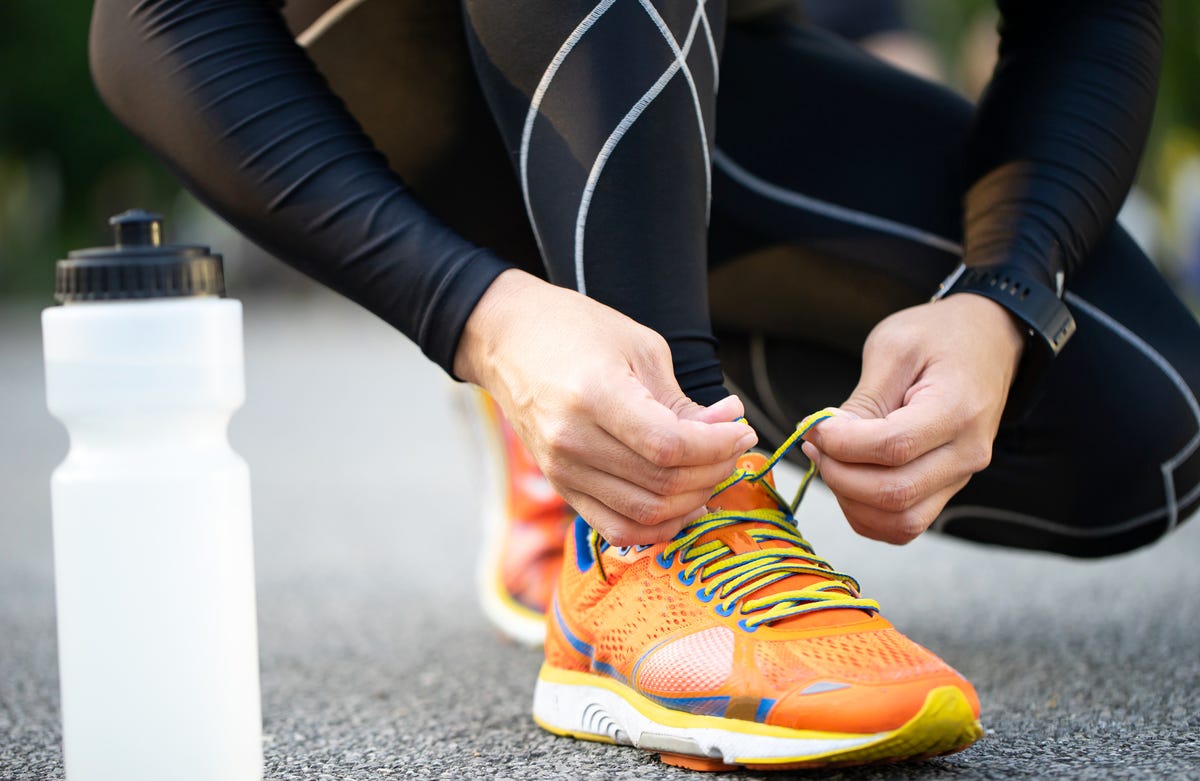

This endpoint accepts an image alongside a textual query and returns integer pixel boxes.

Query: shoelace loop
[590,408,880,629]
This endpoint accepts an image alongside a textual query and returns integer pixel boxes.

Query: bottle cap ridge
[55,210,226,303]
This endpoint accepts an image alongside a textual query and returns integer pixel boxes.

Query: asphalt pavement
[2,288,1198,780]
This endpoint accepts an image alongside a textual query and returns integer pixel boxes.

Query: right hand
[454,269,757,546]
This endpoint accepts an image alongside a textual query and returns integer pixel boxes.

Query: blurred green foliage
[1,1,1198,296]
[0,2,175,294]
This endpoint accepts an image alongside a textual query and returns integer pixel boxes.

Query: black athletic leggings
[455,1,1200,558]
[103,0,1200,558]
[444,3,1200,559]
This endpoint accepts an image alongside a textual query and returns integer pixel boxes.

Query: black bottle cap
[55,210,226,303]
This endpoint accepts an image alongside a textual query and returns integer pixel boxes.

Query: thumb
[840,338,918,422]
[839,386,889,422]
[680,394,746,424]
[804,386,881,451]
[621,337,757,449]
[807,352,913,447]
[628,334,696,418]
[634,347,748,429]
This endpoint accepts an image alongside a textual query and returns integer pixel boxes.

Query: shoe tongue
[711,453,778,514]
[699,453,871,630]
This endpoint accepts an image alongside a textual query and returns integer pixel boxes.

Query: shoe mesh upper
[636,626,735,693]
[585,560,714,672]
[755,629,950,686]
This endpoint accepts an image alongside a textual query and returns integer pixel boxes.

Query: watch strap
[933,263,1076,355]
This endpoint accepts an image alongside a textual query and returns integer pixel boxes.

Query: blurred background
[2,0,1199,304]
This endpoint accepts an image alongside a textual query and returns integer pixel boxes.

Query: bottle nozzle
[109,209,164,248]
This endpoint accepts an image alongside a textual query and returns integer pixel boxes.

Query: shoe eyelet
[696,587,714,602]
[656,552,673,569]
[737,619,758,633]
[677,570,696,586]
[715,602,735,617]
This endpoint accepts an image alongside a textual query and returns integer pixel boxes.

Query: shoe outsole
[532,664,982,771]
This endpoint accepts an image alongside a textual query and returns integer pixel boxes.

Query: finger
[567,493,698,547]
[679,395,748,425]
[836,339,919,423]
[813,444,966,514]
[551,461,714,527]
[834,480,967,545]
[555,428,741,499]
[592,373,755,467]
[806,396,959,467]
[531,411,740,502]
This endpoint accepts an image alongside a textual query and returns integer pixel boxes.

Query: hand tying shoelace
[587,408,879,629]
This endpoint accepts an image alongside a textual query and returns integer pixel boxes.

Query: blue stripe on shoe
[755,698,777,723]
[642,694,731,717]
[591,660,629,685]
[572,515,594,572]
[552,594,594,658]
[552,593,630,686]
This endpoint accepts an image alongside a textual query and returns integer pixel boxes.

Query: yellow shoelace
[589,408,880,631]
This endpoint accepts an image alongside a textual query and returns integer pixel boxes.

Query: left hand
[801,294,1025,544]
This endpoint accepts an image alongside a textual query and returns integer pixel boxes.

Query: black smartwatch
[932,262,1077,414]
[932,262,1076,354]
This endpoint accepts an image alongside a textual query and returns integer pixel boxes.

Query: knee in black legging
[937,231,1200,559]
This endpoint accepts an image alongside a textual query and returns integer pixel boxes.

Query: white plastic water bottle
[42,210,264,781]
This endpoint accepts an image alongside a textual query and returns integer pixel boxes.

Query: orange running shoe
[467,386,574,645]
[533,409,982,771]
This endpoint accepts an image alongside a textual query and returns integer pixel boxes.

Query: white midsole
[533,676,881,763]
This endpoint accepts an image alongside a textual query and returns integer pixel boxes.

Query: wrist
[932,261,1076,417]
[934,292,1025,377]
[453,268,536,387]
[932,262,1076,356]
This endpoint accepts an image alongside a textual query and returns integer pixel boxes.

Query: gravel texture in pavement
[2,291,1198,780]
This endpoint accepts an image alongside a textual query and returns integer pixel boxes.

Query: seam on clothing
[574,4,704,294]
[296,0,371,47]
[698,1,720,91]
[520,0,619,266]
[935,476,1200,538]
[638,0,714,222]
[1064,291,1200,531]
[711,148,963,256]
[932,293,1200,539]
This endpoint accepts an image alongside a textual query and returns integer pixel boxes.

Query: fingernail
[736,430,757,451]
[709,394,743,420]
